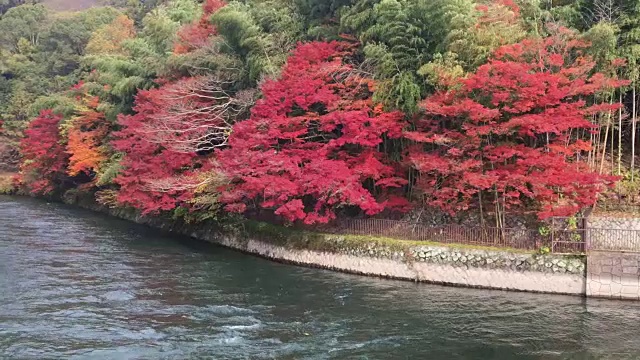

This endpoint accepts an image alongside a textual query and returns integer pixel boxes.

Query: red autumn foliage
[19,110,69,195]
[112,3,250,214]
[66,95,109,178]
[174,23,214,55]
[406,27,627,219]
[111,88,212,214]
[131,75,252,154]
[218,41,409,224]
[173,0,226,54]
[477,0,520,18]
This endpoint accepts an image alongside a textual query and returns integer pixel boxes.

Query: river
[2,196,640,359]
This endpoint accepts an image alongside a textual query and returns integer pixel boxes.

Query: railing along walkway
[251,214,640,254]
[324,218,586,254]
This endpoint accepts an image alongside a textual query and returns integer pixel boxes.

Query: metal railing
[587,228,640,252]
[317,218,593,254]
[247,213,640,254]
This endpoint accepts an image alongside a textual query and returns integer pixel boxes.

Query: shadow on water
[1,195,640,359]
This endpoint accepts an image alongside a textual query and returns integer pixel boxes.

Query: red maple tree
[133,75,254,154]
[111,88,212,214]
[406,27,626,220]
[173,0,226,54]
[110,0,237,214]
[19,110,69,195]
[218,41,408,224]
[110,73,253,214]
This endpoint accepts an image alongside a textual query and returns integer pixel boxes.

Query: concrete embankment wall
[207,236,587,295]
[587,251,640,300]
[68,195,587,296]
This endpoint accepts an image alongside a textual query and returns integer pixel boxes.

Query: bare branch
[137,75,258,154]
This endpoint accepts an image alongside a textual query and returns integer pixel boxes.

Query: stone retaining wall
[408,245,584,275]
[587,216,640,230]
[66,194,587,296]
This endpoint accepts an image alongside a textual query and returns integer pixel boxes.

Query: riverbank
[59,192,587,296]
[8,194,640,359]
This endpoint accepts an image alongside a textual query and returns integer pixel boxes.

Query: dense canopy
[1,0,637,229]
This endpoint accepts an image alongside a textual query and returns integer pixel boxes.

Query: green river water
[2,196,640,359]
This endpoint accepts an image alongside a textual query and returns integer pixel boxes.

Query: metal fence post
[551,217,555,253]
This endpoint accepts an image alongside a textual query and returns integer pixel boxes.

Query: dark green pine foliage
[294,0,354,39]
[619,0,640,72]
[0,0,28,15]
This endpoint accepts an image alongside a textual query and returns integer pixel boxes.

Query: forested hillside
[42,0,101,11]
[1,0,638,227]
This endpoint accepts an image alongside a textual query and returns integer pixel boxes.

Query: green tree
[295,0,353,38]
[211,1,303,85]
[38,7,121,77]
[341,0,475,113]
[83,0,199,119]
[0,3,47,50]
[618,0,640,178]
[1,82,32,138]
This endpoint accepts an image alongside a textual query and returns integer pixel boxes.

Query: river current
[2,196,640,359]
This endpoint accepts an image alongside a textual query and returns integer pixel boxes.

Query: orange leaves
[202,0,226,16]
[173,0,226,54]
[477,0,520,24]
[65,95,109,179]
[173,22,215,54]
[66,122,108,177]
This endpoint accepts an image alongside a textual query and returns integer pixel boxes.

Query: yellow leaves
[418,52,467,90]
[85,15,136,56]
[95,189,119,208]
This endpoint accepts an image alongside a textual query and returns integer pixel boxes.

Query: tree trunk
[478,190,484,226]
[594,117,601,170]
[600,113,610,175]
[633,86,637,181]
[611,111,614,175]
[619,92,623,176]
